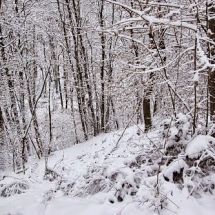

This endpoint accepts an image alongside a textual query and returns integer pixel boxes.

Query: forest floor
[0,125,215,215]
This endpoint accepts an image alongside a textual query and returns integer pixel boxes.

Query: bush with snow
[1,115,215,214]
[160,113,215,198]
[77,113,215,209]
[0,180,29,197]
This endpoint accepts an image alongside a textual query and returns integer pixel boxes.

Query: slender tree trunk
[64,0,88,140]
[208,2,215,120]
[143,73,153,132]
[99,0,106,132]
[0,108,6,171]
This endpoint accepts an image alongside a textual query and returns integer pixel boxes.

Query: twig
[109,112,137,154]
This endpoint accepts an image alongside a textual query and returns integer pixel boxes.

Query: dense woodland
[0,0,215,176]
[1,1,215,214]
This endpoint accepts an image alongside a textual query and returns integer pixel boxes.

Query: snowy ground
[1,126,215,215]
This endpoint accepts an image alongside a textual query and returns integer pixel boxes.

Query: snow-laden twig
[105,0,197,31]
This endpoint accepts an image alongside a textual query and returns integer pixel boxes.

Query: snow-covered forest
[0,0,215,214]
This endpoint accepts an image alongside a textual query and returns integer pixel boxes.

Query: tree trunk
[143,80,152,132]
[99,0,106,132]
[208,2,215,120]
[0,108,6,171]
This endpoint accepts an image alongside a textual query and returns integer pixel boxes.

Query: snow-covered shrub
[57,180,75,196]
[113,173,140,202]
[163,159,188,183]
[56,165,113,197]
[44,168,61,182]
[77,165,113,197]
[161,113,215,197]
[183,135,215,196]
[162,113,192,157]
[0,181,29,197]
[39,115,215,214]
[86,178,108,195]
[68,151,162,204]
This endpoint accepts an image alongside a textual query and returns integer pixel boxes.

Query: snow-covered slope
[0,125,215,215]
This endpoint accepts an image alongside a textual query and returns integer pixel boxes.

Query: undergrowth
[1,113,215,214]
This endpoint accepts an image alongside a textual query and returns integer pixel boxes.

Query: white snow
[186,135,215,159]
[193,72,199,83]
[0,127,215,215]
[176,113,188,124]
[163,159,188,182]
